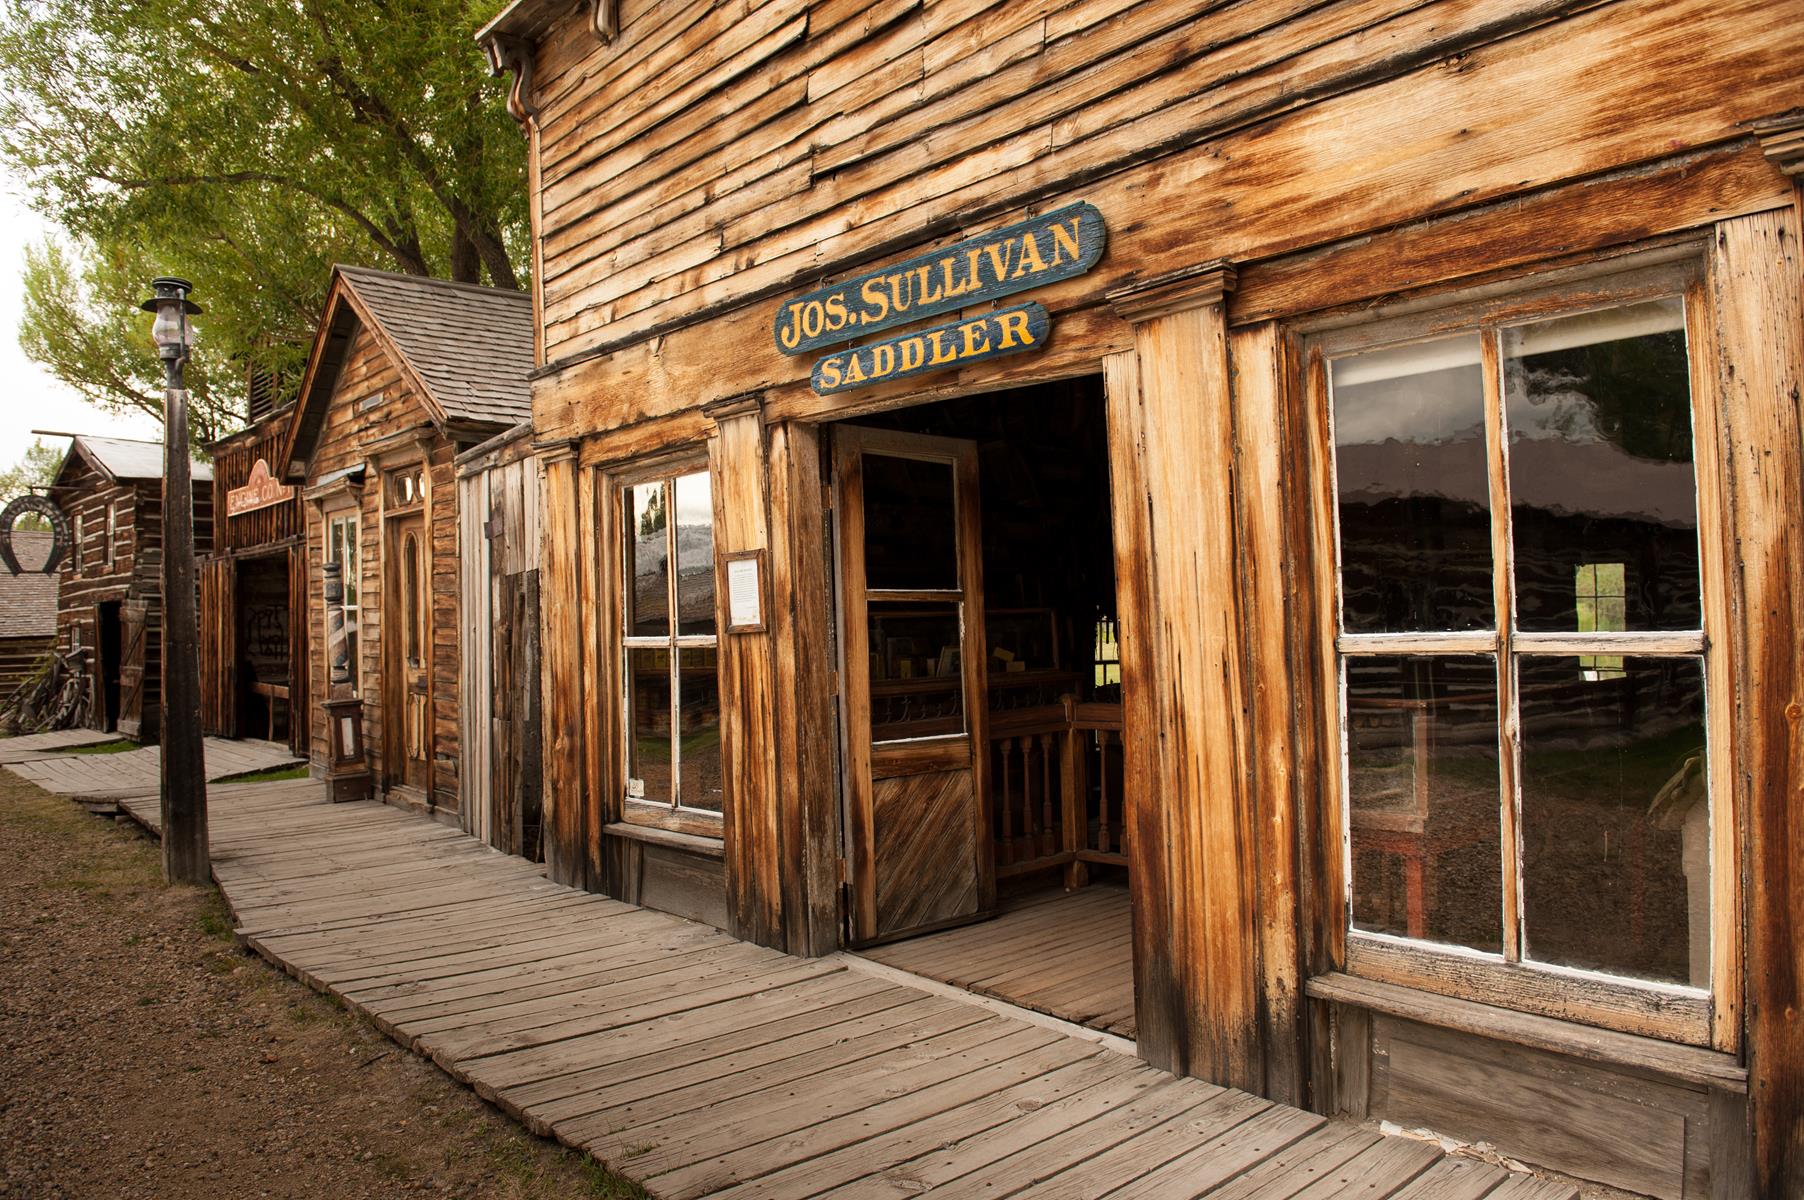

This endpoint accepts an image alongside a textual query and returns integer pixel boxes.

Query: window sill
[604,821,724,859]
[1306,971,1745,1093]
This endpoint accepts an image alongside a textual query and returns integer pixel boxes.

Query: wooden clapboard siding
[209,412,302,554]
[524,0,1800,438]
[0,636,51,699]
[300,326,465,813]
[50,448,211,743]
[457,429,544,860]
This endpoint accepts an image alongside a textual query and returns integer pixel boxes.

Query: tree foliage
[0,0,525,445]
[0,438,64,528]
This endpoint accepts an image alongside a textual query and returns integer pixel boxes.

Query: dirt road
[0,770,642,1200]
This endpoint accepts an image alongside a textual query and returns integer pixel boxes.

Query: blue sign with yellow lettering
[810,303,1050,395]
[774,202,1105,358]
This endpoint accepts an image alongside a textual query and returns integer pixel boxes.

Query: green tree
[0,439,64,529]
[0,0,527,446]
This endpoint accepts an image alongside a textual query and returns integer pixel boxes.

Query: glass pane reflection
[1504,299,1701,633]
[626,646,672,806]
[1331,337,1494,633]
[625,481,670,638]
[1346,655,1502,954]
[677,646,723,812]
[1519,655,1708,986]
[674,472,715,637]
[863,454,959,591]
[868,602,965,741]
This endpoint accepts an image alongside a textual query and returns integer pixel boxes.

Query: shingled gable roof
[50,435,213,489]
[281,265,533,476]
[0,532,57,639]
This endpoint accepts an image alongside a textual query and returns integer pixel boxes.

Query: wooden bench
[251,680,289,742]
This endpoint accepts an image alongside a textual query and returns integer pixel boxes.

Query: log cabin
[199,399,309,754]
[0,531,58,702]
[47,435,213,741]
[281,265,534,822]
[475,1,1804,1194]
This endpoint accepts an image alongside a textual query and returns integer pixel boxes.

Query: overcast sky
[0,160,162,474]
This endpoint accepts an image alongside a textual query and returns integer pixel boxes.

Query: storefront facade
[199,405,308,752]
[478,1,1803,1193]
[282,265,534,820]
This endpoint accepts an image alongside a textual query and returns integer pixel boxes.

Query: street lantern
[140,275,208,884]
[140,276,202,373]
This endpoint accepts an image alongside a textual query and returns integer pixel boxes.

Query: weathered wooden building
[0,531,58,699]
[281,265,533,821]
[456,422,544,858]
[475,0,1803,1194]
[47,435,213,740]
[199,402,308,752]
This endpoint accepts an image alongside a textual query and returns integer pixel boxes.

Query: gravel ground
[0,768,644,1200]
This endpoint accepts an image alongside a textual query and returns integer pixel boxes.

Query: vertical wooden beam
[538,441,586,889]
[1709,205,1804,1198]
[766,419,841,956]
[709,404,784,949]
[1232,321,1306,1107]
[1103,347,1186,1074]
[1108,262,1264,1091]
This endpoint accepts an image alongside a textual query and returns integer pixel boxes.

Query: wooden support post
[766,419,841,956]
[708,403,784,950]
[160,382,209,885]
[1709,204,1804,1198]
[1107,263,1264,1091]
[538,441,586,889]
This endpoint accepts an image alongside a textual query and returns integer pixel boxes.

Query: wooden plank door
[835,426,992,946]
[286,544,309,756]
[117,600,148,738]
[199,557,236,737]
[385,513,431,790]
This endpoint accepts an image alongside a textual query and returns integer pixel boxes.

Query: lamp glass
[151,302,186,353]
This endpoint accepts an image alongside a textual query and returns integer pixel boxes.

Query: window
[71,511,83,572]
[1323,280,1721,1039]
[324,511,362,696]
[103,502,117,568]
[402,531,422,668]
[619,467,721,825]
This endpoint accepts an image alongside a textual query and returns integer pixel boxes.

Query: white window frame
[322,508,363,698]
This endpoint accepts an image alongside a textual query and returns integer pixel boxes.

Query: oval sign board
[774,202,1105,357]
[811,303,1050,395]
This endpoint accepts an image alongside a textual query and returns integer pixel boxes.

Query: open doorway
[235,554,293,742]
[831,376,1133,1039]
[96,601,123,732]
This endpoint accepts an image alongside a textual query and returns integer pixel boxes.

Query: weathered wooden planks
[101,776,1571,1199]
[2,736,300,797]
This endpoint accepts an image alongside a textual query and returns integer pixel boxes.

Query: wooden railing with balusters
[988,696,1126,888]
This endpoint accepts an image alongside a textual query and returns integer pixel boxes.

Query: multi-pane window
[324,512,362,696]
[1327,289,1716,1008]
[620,469,722,822]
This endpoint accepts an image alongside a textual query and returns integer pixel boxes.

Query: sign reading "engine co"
[775,202,1105,393]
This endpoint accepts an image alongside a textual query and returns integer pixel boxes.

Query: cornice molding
[1108,260,1239,323]
[482,33,539,126]
[1752,110,1804,178]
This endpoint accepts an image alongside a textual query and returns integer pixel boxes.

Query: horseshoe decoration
[0,495,70,575]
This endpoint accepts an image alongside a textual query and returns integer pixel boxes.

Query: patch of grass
[195,895,235,942]
[64,739,140,755]
[216,763,310,784]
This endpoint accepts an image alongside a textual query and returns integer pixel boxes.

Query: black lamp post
[140,277,208,884]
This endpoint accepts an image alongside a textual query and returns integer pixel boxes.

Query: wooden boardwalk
[5,736,300,798]
[862,885,1137,1039]
[107,781,1576,1200]
[0,727,118,763]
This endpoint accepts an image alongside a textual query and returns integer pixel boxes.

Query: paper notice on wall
[727,556,761,629]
